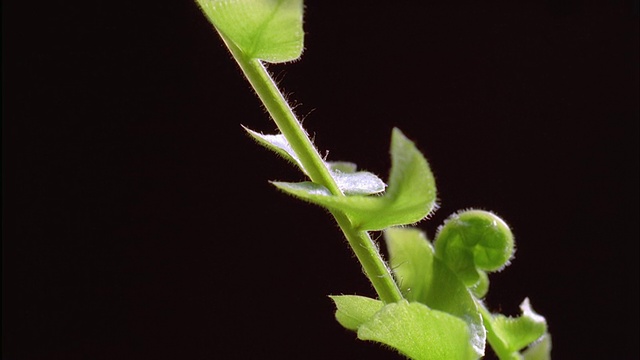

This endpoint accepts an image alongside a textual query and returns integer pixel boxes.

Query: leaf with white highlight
[273,128,437,231]
[246,129,385,195]
[245,127,307,174]
[328,161,386,195]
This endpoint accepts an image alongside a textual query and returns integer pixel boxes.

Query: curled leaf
[469,270,489,298]
[434,210,515,287]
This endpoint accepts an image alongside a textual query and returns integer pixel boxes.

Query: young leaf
[383,227,434,303]
[357,300,478,360]
[426,259,486,354]
[434,210,515,287]
[329,295,383,331]
[329,168,386,195]
[522,334,552,360]
[196,0,304,63]
[246,128,386,195]
[244,128,307,173]
[469,270,490,298]
[490,298,548,354]
[384,227,486,357]
[327,161,357,173]
[273,128,437,230]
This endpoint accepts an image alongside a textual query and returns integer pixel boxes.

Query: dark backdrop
[3,1,638,359]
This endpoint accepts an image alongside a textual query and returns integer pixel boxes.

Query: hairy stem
[331,211,402,304]
[220,33,403,304]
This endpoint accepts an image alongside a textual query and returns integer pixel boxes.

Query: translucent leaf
[244,127,307,174]
[490,298,548,354]
[357,300,478,360]
[245,129,385,195]
[329,295,383,331]
[327,161,387,195]
[434,210,514,286]
[327,161,357,173]
[273,128,437,230]
[522,334,552,360]
[331,170,386,195]
[196,0,304,63]
[385,227,486,357]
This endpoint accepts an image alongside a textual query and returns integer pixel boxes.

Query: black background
[3,1,638,359]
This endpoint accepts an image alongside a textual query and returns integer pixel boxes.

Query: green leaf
[273,128,437,230]
[196,0,304,63]
[434,210,515,286]
[329,295,383,331]
[383,227,434,303]
[469,270,489,299]
[384,227,486,357]
[357,300,478,360]
[522,334,552,360]
[490,298,548,354]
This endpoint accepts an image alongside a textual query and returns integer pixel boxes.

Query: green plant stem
[331,211,402,304]
[220,33,403,304]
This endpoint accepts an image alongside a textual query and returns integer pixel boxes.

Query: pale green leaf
[273,128,437,230]
[384,227,434,303]
[329,295,383,331]
[469,270,489,299]
[491,298,548,354]
[327,161,357,173]
[522,334,552,360]
[196,0,304,63]
[384,227,486,357]
[358,300,478,360]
